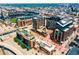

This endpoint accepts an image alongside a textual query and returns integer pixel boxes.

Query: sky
[0,0,78,3]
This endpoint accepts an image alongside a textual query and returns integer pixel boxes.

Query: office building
[50,17,75,43]
[32,16,45,30]
[45,15,61,29]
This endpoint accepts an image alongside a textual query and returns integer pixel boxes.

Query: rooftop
[57,18,73,27]
[37,39,55,52]
[33,15,44,20]
[46,15,61,21]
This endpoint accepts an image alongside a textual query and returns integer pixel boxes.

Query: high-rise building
[32,16,45,30]
[45,15,61,29]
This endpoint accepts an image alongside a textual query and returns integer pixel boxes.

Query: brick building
[17,17,32,27]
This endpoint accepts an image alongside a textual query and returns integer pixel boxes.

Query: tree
[11,18,17,23]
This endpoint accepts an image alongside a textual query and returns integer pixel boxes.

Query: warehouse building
[17,16,32,27]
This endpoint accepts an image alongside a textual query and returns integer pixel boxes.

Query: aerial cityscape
[0,3,79,55]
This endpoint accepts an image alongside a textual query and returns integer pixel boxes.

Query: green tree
[11,18,17,23]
